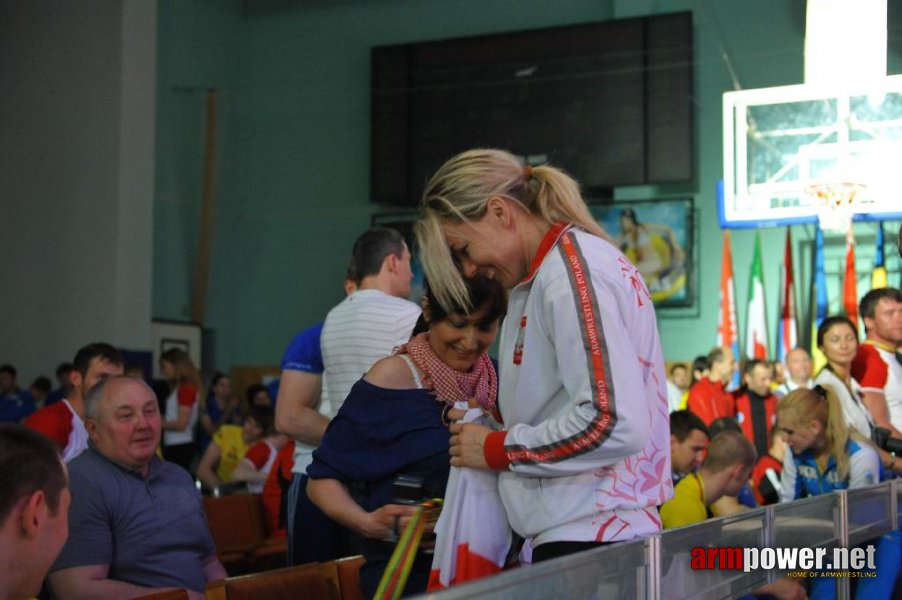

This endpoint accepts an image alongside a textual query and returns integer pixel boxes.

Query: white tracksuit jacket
[483,223,673,547]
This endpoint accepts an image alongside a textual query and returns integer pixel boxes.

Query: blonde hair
[777,385,868,481]
[415,148,609,311]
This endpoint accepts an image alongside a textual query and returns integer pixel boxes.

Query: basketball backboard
[721,75,902,229]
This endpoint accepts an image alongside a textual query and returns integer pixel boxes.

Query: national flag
[843,229,859,329]
[429,404,511,591]
[776,228,798,364]
[810,225,828,373]
[872,222,887,290]
[716,231,741,389]
[745,232,769,360]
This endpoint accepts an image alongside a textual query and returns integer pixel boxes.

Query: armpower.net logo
[691,546,877,578]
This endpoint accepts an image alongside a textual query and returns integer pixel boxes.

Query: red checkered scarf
[395,332,497,412]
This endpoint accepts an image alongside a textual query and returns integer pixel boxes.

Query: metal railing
[419,479,900,600]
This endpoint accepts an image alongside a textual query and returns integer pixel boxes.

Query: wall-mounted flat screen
[371,11,693,205]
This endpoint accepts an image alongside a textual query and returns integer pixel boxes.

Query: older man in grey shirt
[48,376,226,600]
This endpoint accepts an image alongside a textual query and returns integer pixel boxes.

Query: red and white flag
[717,231,741,389]
[776,229,798,364]
[745,233,769,360]
[428,404,511,591]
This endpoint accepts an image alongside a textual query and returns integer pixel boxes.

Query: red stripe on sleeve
[505,232,615,464]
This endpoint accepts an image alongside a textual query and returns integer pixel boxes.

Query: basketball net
[805,182,865,233]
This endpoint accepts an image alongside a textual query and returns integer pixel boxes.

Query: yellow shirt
[213,424,247,482]
[660,473,711,529]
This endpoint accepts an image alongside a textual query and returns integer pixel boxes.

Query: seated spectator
[777,384,892,598]
[0,364,35,423]
[48,376,226,599]
[774,347,815,398]
[771,360,786,393]
[667,363,690,412]
[660,431,804,600]
[123,363,146,381]
[669,410,709,484]
[29,376,52,410]
[706,417,757,514]
[198,372,243,453]
[229,408,289,494]
[45,362,75,407]
[751,430,787,505]
[25,343,124,463]
[686,347,737,426]
[307,275,505,598]
[733,359,778,459]
[196,405,272,492]
[661,430,756,528]
[261,440,295,538]
[0,425,70,600]
[246,383,272,408]
[778,385,880,501]
[690,354,710,387]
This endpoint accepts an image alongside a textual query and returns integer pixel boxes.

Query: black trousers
[532,540,612,563]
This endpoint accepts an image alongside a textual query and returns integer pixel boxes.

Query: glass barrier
[769,491,842,597]
[847,483,894,547]
[421,482,897,600]
[772,492,841,554]
[658,509,768,600]
[897,479,902,527]
[419,539,648,600]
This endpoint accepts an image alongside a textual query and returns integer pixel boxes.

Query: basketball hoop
[805,182,866,233]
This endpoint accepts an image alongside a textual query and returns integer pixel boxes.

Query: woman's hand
[449,421,491,469]
[445,397,483,424]
[367,503,420,541]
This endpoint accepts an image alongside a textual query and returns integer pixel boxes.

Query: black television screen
[371,12,693,205]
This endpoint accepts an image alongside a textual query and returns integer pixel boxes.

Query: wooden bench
[203,492,288,575]
[205,555,364,600]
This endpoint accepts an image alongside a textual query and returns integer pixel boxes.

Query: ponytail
[417,148,611,311]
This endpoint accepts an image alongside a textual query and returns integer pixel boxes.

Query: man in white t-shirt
[852,287,902,436]
[284,227,421,565]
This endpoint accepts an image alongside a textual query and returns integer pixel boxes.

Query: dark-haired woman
[198,372,243,453]
[306,276,506,598]
[814,315,902,476]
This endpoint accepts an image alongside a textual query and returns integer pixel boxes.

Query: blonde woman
[776,385,879,501]
[159,348,201,471]
[415,148,671,562]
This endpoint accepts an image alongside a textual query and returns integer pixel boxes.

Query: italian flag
[745,233,769,360]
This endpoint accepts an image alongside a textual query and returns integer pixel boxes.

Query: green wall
[154,0,902,372]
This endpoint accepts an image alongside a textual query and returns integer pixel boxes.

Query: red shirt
[24,400,87,462]
[261,441,295,538]
[852,343,889,389]
[751,453,783,505]
[686,378,735,425]
[733,389,778,456]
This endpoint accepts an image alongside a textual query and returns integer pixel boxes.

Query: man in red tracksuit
[686,347,737,425]
[733,359,778,459]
